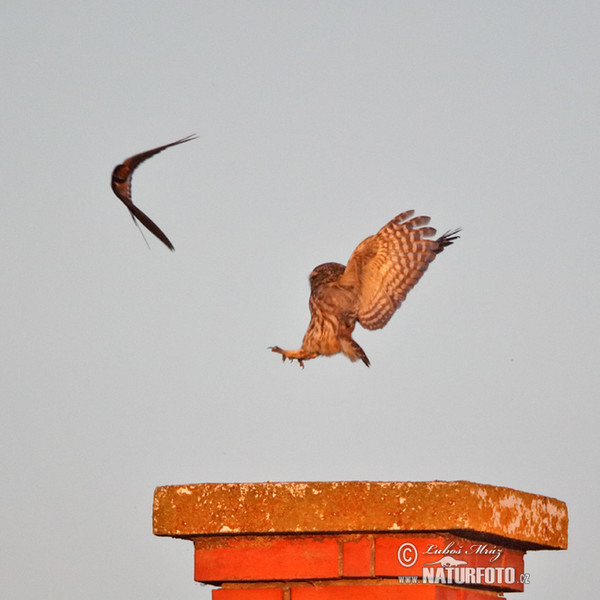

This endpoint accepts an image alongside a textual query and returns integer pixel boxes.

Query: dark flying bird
[111,134,197,250]
[270,210,460,367]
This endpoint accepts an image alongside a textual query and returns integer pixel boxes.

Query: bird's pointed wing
[127,203,175,250]
[339,210,444,330]
[121,134,198,173]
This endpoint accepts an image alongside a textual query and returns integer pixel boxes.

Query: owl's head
[309,262,346,292]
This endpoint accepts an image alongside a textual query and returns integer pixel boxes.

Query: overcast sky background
[2,2,598,598]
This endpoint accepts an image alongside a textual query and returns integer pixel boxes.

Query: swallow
[111,134,197,250]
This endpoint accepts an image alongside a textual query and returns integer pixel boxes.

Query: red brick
[195,537,339,582]
[291,584,502,599]
[497,546,524,592]
[213,589,283,600]
[436,587,504,600]
[341,536,372,577]
[292,585,429,600]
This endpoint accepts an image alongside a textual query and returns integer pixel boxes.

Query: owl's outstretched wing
[340,210,458,331]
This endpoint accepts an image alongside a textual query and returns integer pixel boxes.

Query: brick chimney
[153,480,567,599]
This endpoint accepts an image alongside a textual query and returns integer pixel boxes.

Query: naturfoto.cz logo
[396,541,530,586]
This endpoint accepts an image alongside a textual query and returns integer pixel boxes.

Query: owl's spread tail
[340,338,370,367]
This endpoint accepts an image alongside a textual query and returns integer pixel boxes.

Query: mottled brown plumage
[270,210,460,367]
[111,134,197,250]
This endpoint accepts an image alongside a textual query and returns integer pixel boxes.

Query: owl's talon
[269,346,307,368]
[269,346,286,362]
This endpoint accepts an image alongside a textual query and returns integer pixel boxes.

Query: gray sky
[2,2,598,598]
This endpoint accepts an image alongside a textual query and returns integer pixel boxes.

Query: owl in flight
[270,210,460,367]
[111,134,197,250]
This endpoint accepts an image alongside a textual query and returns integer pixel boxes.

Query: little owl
[270,210,459,367]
